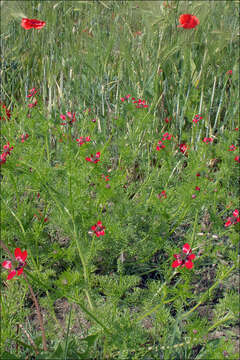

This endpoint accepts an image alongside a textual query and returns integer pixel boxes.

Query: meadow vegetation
[0,1,239,359]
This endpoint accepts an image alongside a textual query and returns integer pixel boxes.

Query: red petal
[14,248,22,259]
[185,260,193,269]
[233,209,239,217]
[17,268,24,276]
[188,254,196,261]
[7,270,17,280]
[2,260,12,269]
[21,250,28,262]
[182,243,191,254]
[172,260,182,268]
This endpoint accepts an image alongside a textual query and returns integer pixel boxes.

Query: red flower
[228,145,236,151]
[2,248,28,280]
[193,114,203,123]
[226,70,232,75]
[203,137,213,144]
[172,243,196,269]
[2,142,14,156]
[158,190,167,199]
[28,100,37,108]
[0,103,11,120]
[21,134,29,143]
[86,152,101,163]
[178,14,200,29]
[101,174,110,181]
[162,132,173,141]
[165,117,172,123]
[196,173,201,177]
[27,88,37,98]
[195,186,200,191]
[21,18,46,30]
[120,94,131,102]
[0,153,7,165]
[76,136,91,146]
[91,221,105,237]
[60,112,76,125]
[224,209,240,227]
[156,141,166,151]
[179,143,188,155]
[234,156,240,163]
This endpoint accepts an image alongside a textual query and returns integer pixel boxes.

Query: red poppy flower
[86,152,101,163]
[21,18,46,30]
[158,190,167,199]
[76,136,91,146]
[193,114,203,123]
[195,186,200,191]
[203,137,213,144]
[2,248,28,280]
[156,141,166,151]
[0,103,11,120]
[228,145,237,151]
[91,221,105,237]
[162,132,173,141]
[196,173,201,177]
[165,117,172,123]
[179,143,188,156]
[60,112,76,125]
[21,134,29,143]
[28,100,37,108]
[226,70,232,75]
[178,14,200,29]
[27,88,37,98]
[234,156,240,163]
[172,243,196,269]
[2,142,14,156]
[224,209,240,227]
[101,174,110,181]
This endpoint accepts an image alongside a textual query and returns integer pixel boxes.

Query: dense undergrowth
[0,1,239,359]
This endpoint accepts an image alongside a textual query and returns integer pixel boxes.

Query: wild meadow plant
[0,1,239,359]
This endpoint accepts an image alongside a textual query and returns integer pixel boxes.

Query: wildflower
[226,70,232,75]
[177,14,200,29]
[195,186,200,191]
[224,209,240,227]
[76,136,91,146]
[172,243,196,269]
[158,190,167,199]
[60,112,76,126]
[28,100,37,108]
[156,141,166,151]
[86,152,101,163]
[203,137,213,144]
[101,174,110,181]
[21,18,46,30]
[234,128,239,131]
[120,94,131,102]
[165,117,171,123]
[91,221,105,237]
[234,156,240,163]
[2,142,14,156]
[27,88,37,98]
[196,173,201,177]
[134,99,149,108]
[0,153,7,165]
[2,248,27,280]
[179,143,188,155]
[91,118,96,123]
[0,103,11,120]
[192,194,197,199]
[193,114,203,124]
[162,132,173,141]
[21,134,29,143]
[228,145,236,151]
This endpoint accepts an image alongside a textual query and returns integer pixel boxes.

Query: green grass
[1,1,239,359]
